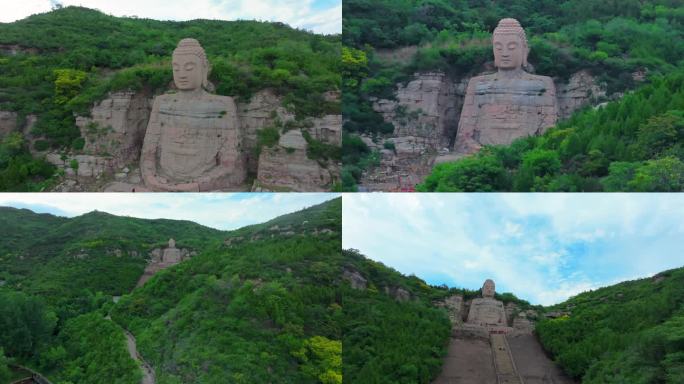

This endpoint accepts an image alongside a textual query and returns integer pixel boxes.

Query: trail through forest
[123,330,156,384]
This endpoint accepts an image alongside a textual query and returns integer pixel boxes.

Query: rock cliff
[45,89,340,192]
[362,69,606,190]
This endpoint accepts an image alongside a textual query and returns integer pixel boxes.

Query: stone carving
[455,18,558,154]
[141,38,246,191]
[136,239,195,287]
[466,279,507,327]
[162,238,182,264]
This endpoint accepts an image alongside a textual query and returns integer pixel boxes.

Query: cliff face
[0,111,17,137]
[76,91,152,168]
[361,69,606,190]
[44,89,340,192]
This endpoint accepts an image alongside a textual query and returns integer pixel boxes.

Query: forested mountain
[342,248,684,384]
[342,249,535,384]
[536,267,684,383]
[0,6,341,191]
[0,198,341,384]
[342,0,684,191]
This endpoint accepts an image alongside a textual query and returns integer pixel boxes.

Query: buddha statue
[455,18,558,154]
[140,38,246,191]
[466,279,507,327]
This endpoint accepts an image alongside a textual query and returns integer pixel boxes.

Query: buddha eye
[185,63,196,71]
[508,42,518,50]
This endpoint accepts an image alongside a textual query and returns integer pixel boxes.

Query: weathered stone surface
[384,286,411,302]
[76,91,151,167]
[141,39,246,191]
[342,268,367,290]
[466,280,508,327]
[375,72,459,150]
[237,89,292,172]
[0,111,17,137]
[310,114,342,146]
[137,239,194,287]
[557,70,606,119]
[443,295,465,325]
[255,130,337,192]
[456,72,558,153]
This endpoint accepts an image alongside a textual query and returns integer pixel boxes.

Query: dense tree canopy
[420,70,684,191]
[536,268,684,383]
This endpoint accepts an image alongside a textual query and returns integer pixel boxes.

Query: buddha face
[482,279,495,298]
[493,34,526,70]
[173,54,204,91]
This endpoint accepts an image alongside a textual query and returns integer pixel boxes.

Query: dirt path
[123,330,156,384]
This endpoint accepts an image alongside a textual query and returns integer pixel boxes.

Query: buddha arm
[141,98,200,192]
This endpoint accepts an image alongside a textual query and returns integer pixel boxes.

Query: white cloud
[0,0,341,34]
[343,194,684,306]
[0,193,338,230]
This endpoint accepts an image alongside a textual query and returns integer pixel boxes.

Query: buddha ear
[523,45,530,67]
[202,60,211,89]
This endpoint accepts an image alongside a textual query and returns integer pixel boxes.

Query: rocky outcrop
[0,44,40,56]
[384,286,411,302]
[0,111,17,137]
[557,70,606,119]
[254,111,341,191]
[237,89,291,173]
[342,268,368,290]
[76,91,151,167]
[49,87,340,192]
[137,240,195,287]
[361,69,606,191]
[374,72,460,150]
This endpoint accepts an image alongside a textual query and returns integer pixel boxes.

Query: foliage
[52,313,141,384]
[420,70,684,191]
[342,249,452,384]
[0,199,341,383]
[0,291,57,360]
[536,267,684,383]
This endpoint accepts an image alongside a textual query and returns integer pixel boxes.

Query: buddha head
[172,38,210,91]
[492,18,528,70]
[482,279,496,298]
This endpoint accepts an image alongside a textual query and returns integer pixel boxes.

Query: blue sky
[1,0,341,34]
[0,193,338,231]
[343,194,684,306]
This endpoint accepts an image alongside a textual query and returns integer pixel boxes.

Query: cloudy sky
[0,0,341,34]
[343,194,684,306]
[0,193,337,231]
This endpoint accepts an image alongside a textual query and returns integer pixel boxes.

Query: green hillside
[0,6,341,191]
[536,267,684,383]
[342,249,535,384]
[420,70,684,191]
[341,0,684,191]
[0,198,342,384]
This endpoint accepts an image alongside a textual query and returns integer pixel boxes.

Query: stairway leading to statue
[490,333,524,384]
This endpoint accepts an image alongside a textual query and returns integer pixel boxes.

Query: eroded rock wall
[360,68,606,190]
[76,91,152,168]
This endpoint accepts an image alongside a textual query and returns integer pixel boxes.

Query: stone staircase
[490,333,523,384]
